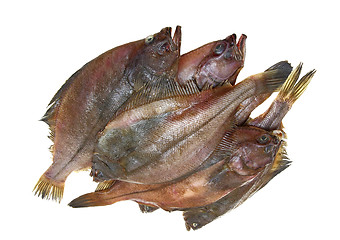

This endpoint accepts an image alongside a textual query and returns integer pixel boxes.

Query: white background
[1,0,339,239]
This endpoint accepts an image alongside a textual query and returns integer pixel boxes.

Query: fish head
[228,127,283,176]
[195,34,247,88]
[139,26,181,76]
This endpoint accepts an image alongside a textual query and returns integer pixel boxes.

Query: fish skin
[91,61,292,184]
[34,26,181,202]
[177,34,247,88]
[69,126,282,210]
[183,64,315,230]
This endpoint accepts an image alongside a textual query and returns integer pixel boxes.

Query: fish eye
[145,35,154,44]
[257,134,270,144]
[214,43,226,55]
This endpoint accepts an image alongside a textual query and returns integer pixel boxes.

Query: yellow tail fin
[33,175,64,203]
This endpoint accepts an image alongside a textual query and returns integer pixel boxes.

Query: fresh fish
[69,126,283,210]
[91,61,292,184]
[34,26,181,202]
[183,64,315,230]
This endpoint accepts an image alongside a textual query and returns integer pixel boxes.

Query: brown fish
[34,26,181,202]
[91,61,292,184]
[183,64,315,230]
[69,126,283,210]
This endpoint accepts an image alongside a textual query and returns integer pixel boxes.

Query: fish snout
[223,34,246,62]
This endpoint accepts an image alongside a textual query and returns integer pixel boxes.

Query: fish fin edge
[33,175,64,203]
[95,180,116,192]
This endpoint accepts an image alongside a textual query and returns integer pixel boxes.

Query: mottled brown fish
[183,64,315,230]
[69,126,283,210]
[34,26,181,202]
[91,61,292,184]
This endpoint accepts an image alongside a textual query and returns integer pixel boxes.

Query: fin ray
[95,180,116,192]
[33,175,64,203]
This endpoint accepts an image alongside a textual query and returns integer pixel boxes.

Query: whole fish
[69,126,283,210]
[91,61,292,184]
[34,26,181,202]
[183,64,315,230]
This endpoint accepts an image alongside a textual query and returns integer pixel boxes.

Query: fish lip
[161,26,172,37]
[237,34,247,60]
[172,25,182,54]
[160,26,181,53]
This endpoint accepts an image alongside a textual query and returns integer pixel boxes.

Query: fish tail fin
[257,60,293,94]
[278,63,316,105]
[248,63,315,130]
[33,174,64,203]
[68,191,114,208]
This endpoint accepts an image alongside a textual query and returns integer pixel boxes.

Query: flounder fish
[34,26,181,202]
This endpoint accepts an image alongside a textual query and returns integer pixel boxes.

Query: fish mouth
[161,26,182,54]
[269,129,287,160]
[223,33,246,63]
[237,34,247,61]
[172,26,181,54]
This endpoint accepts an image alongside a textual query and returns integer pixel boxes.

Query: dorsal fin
[119,76,200,114]
[40,66,85,142]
